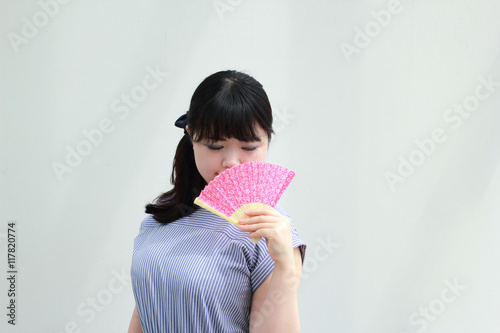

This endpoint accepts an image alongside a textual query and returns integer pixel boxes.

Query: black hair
[145,70,274,224]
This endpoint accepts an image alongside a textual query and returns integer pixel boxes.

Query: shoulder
[137,214,160,231]
[273,203,288,216]
[273,204,298,234]
[136,209,259,244]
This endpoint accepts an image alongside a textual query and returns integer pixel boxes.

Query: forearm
[250,260,300,333]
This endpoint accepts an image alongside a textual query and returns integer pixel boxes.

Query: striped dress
[131,204,306,332]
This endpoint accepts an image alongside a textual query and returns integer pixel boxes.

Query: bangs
[190,80,271,142]
[192,108,261,142]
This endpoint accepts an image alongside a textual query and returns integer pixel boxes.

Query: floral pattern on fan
[193,162,295,243]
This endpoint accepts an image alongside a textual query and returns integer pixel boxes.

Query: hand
[238,208,294,266]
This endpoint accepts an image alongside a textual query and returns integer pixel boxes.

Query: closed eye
[207,145,223,150]
[242,147,257,151]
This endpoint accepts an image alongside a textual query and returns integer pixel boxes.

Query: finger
[244,208,281,217]
[239,215,282,225]
[246,227,288,240]
[241,221,293,238]
[238,222,275,232]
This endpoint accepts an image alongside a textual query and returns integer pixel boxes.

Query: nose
[221,150,239,169]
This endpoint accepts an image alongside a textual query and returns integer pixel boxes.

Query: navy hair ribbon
[175,112,191,144]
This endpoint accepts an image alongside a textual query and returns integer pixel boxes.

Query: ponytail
[145,135,206,224]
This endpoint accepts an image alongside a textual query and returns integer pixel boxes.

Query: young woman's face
[191,126,269,184]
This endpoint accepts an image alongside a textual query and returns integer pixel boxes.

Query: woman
[128,70,306,332]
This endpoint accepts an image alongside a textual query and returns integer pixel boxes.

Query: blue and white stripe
[131,204,306,333]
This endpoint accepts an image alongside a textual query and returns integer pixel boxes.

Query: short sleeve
[249,205,307,293]
[249,239,275,293]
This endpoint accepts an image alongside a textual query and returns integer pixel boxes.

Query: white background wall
[1,0,500,332]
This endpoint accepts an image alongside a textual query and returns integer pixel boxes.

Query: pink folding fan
[194,162,295,243]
